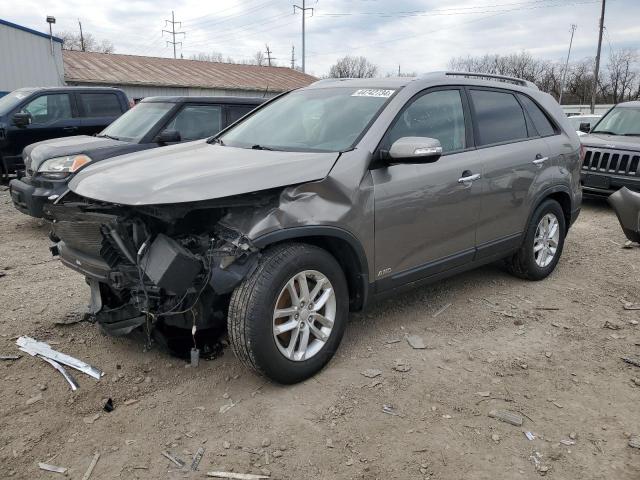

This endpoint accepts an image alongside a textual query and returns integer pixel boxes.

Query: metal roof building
[0,19,65,96]
[63,51,317,100]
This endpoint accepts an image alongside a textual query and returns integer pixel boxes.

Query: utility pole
[558,24,577,105]
[46,16,56,55]
[293,0,313,73]
[265,44,274,67]
[590,0,606,113]
[291,45,295,69]
[78,19,85,52]
[162,11,185,59]
[398,64,401,76]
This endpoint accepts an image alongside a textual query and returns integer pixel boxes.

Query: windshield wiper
[98,134,120,141]
[622,133,640,137]
[251,144,275,150]
[590,130,618,135]
[208,136,224,145]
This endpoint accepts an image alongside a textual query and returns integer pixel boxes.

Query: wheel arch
[528,185,573,232]
[252,226,370,311]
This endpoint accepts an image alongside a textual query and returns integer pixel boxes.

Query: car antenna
[263,83,270,98]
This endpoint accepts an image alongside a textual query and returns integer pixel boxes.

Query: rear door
[372,87,483,289]
[76,92,126,136]
[7,92,76,155]
[160,104,224,142]
[467,88,553,257]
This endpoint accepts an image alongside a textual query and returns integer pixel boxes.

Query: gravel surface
[1,188,639,479]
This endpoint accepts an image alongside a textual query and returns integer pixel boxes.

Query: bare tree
[328,55,378,78]
[190,52,226,63]
[59,31,114,53]
[607,48,638,103]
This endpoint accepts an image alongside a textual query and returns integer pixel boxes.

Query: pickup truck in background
[9,95,265,218]
[0,87,130,178]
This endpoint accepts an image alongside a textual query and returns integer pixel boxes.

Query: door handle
[458,173,481,184]
[533,156,548,166]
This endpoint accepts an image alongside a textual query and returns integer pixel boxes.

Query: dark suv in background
[0,87,129,177]
[9,96,264,218]
[580,101,640,196]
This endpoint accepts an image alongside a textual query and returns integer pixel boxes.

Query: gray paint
[64,74,581,290]
[0,23,64,91]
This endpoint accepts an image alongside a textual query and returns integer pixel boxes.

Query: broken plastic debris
[191,447,205,471]
[39,356,79,391]
[622,356,640,368]
[0,355,21,360]
[161,450,185,467]
[406,335,426,349]
[525,431,535,441]
[488,409,523,426]
[382,404,404,417]
[17,336,103,380]
[81,453,100,480]
[361,368,382,378]
[103,398,114,412]
[207,472,270,479]
[38,462,68,475]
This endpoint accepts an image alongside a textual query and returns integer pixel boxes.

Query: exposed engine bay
[44,190,280,353]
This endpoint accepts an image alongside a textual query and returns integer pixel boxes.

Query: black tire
[505,199,566,281]
[228,243,349,384]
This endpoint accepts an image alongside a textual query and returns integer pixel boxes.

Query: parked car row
[27,72,583,383]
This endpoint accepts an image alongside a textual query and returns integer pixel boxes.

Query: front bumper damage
[44,192,267,340]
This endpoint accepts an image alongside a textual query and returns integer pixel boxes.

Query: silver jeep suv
[46,72,582,383]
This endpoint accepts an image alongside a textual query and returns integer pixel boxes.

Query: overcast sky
[2,0,638,77]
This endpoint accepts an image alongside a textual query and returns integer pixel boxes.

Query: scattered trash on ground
[219,402,236,414]
[161,450,185,467]
[525,431,536,441]
[382,404,404,417]
[432,303,452,318]
[191,447,205,471]
[26,393,43,406]
[0,354,21,361]
[603,321,622,330]
[622,357,640,368]
[488,409,523,426]
[406,335,426,349]
[560,439,576,446]
[623,303,640,311]
[361,368,382,378]
[103,398,114,412]
[81,453,100,480]
[16,336,104,390]
[207,472,270,479]
[392,358,411,372]
[38,462,67,475]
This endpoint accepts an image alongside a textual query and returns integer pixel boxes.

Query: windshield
[0,90,34,115]
[100,102,174,142]
[591,107,640,136]
[219,87,396,152]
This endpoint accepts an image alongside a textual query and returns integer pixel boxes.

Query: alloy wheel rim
[533,213,560,268]
[272,270,336,361]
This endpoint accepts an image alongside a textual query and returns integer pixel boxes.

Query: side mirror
[12,112,31,128]
[579,122,591,133]
[154,129,181,144]
[387,137,443,163]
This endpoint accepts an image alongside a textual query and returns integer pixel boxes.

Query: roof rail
[437,71,538,90]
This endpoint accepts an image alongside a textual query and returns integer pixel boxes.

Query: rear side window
[165,104,222,140]
[79,93,123,117]
[470,89,527,146]
[518,94,556,137]
[228,105,256,125]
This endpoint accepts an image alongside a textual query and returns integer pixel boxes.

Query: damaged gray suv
[46,72,582,383]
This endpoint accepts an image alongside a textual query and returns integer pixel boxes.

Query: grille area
[582,148,640,177]
[53,220,104,257]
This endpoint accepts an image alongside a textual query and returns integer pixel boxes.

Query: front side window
[0,90,35,115]
[21,94,72,124]
[100,102,174,142]
[470,89,527,146]
[164,104,222,140]
[79,93,123,117]
[219,87,396,152]
[386,90,466,153]
[592,107,640,136]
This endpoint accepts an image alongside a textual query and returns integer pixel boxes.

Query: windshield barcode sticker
[351,89,395,98]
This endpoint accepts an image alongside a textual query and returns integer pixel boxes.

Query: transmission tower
[162,11,185,59]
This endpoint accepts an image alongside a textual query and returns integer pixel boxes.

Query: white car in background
[567,114,602,136]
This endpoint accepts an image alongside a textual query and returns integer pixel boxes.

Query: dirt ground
[1,187,639,480]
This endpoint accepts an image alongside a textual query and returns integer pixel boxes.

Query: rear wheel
[505,199,566,280]
[228,243,349,384]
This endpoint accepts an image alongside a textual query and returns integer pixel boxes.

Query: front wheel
[505,199,566,280]
[227,243,349,384]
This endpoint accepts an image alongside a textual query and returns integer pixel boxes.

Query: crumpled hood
[25,135,133,172]
[69,140,340,205]
[581,133,640,152]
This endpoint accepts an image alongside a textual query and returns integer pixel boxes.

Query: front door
[372,88,483,290]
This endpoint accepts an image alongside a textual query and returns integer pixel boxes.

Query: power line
[162,10,186,59]
[293,0,314,73]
